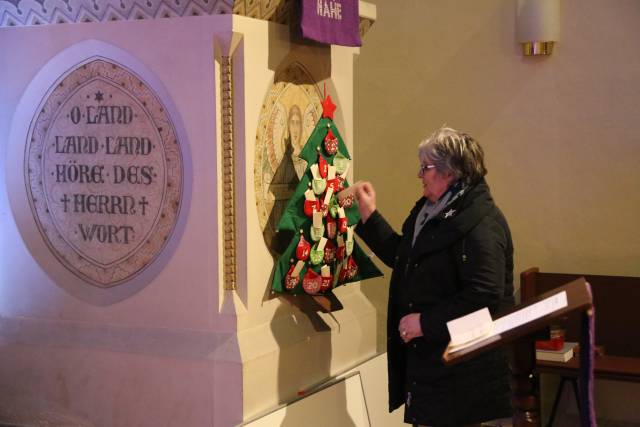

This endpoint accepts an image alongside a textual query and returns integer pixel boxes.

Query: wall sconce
[516,0,560,56]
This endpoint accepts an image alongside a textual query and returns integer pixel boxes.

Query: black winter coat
[356,179,514,426]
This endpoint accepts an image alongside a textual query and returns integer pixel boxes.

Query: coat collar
[408,178,494,258]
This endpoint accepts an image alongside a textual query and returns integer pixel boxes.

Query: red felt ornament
[320,274,333,292]
[320,201,329,218]
[323,239,336,264]
[346,256,359,280]
[324,129,338,156]
[336,244,346,261]
[326,178,340,193]
[304,199,321,217]
[336,176,346,192]
[296,231,310,261]
[337,207,348,234]
[284,263,301,290]
[318,153,328,178]
[338,217,347,234]
[339,264,349,283]
[338,192,354,209]
[326,215,337,239]
[338,216,348,234]
[302,268,323,295]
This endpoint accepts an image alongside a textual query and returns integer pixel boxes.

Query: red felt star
[321,94,337,119]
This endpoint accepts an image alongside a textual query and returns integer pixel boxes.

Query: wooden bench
[519,267,640,425]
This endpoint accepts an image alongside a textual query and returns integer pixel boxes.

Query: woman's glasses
[418,164,436,176]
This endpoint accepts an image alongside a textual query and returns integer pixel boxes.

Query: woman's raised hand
[355,181,376,223]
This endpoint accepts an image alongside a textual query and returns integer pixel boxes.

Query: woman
[355,126,514,426]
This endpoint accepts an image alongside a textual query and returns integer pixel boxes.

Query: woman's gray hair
[418,126,487,185]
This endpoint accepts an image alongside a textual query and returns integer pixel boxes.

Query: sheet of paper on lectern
[493,291,568,334]
[446,291,569,353]
[446,307,494,351]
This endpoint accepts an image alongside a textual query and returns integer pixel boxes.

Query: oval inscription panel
[25,59,183,287]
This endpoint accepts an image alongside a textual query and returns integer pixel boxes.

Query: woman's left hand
[398,313,423,343]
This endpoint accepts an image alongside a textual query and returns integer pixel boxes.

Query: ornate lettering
[26,59,183,286]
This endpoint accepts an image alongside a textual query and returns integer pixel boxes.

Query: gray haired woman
[355,126,514,426]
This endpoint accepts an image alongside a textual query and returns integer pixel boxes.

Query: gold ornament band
[221,55,237,291]
[521,41,555,56]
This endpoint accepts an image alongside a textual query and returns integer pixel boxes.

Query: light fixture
[516,0,560,56]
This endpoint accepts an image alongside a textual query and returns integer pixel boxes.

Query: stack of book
[535,342,578,362]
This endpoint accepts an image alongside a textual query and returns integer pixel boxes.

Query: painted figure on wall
[286,104,306,179]
[255,63,322,258]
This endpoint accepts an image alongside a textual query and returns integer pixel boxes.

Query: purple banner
[301,0,362,47]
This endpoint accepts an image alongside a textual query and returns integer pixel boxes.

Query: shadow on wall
[262,100,356,426]
[258,22,368,425]
[263,141,298,261]
[270,295,355,427]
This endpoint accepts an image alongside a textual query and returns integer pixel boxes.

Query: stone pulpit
[0,1,383,425]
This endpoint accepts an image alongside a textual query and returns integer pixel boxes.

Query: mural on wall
[25,58,183,287]
[254,62,322,257]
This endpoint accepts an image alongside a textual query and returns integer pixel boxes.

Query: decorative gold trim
[522,41,555,56]
[221,55,237,291]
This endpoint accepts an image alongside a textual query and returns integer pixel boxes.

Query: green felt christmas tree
[271,94,382,295]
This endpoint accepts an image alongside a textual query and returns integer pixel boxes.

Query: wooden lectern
[442,277,594,427]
